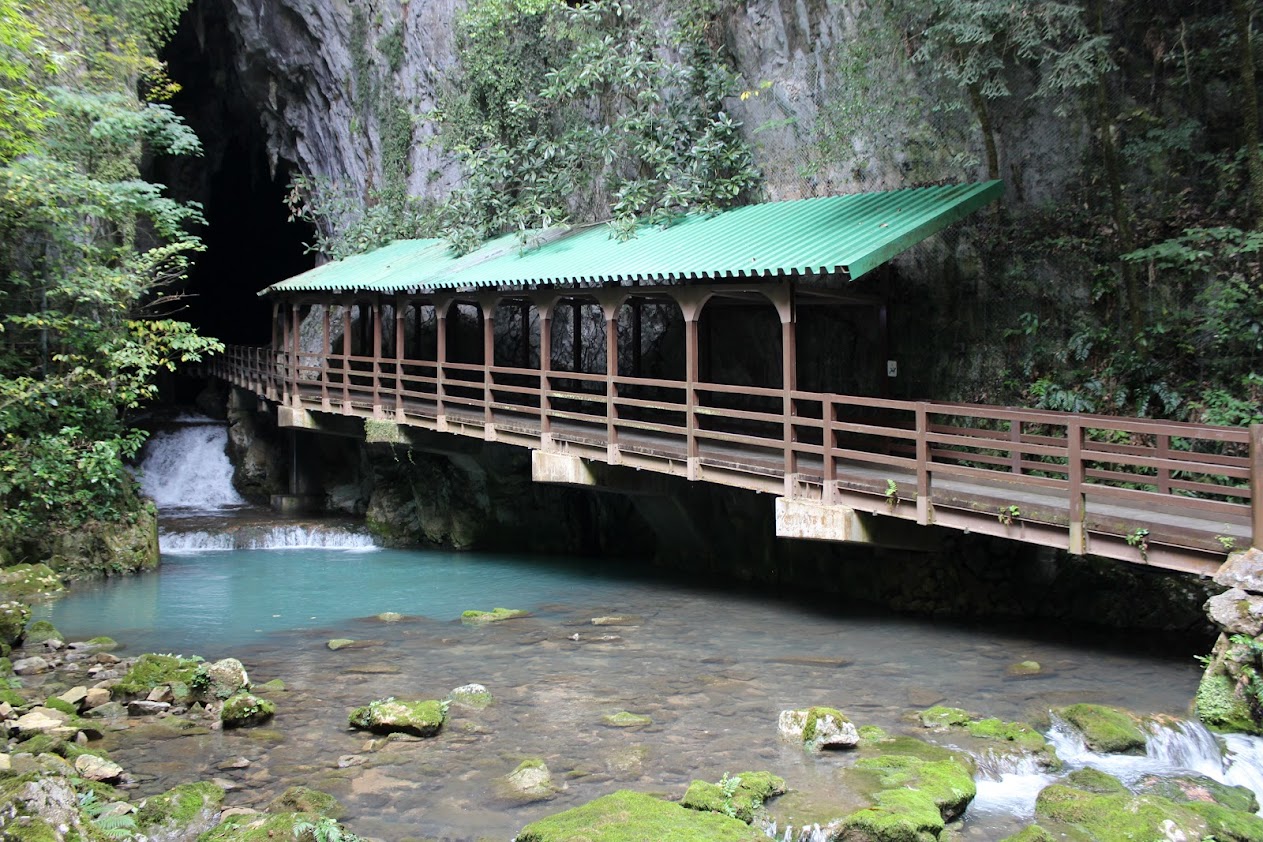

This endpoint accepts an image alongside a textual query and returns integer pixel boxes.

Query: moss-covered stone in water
[999,827,1056,842]
[840,786,945,841]
[267,786,343,818]
[42,697,76,716]
[515,790,766,842]
[801,706,847,744]
[1061,768,1128,794]
[348,698,445,737]
[221,692,276,728]
[0,601,30,648]
[86,636,117,648]
[1056,704,1147,753]
[1136,772,1259,812]
[851,754,977,822]
[112,654,203,699]
[136,781,225,831]
[258,679,287,693]
[602,711,652,728]
[22,620,61,645]
[1197,671,1261,734]
[918,705,972,730]
[199,812,309,842]
[461,607,527,624]
[681,771,787,823]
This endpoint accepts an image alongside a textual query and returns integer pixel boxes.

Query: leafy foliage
[435,0,759,251]
[0,0,218,548]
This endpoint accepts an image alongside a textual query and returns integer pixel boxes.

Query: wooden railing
[202,345,1262,570]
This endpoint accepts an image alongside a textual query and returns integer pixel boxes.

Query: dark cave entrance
[151,0,316,356]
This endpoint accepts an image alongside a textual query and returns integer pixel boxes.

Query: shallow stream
[31,414,1255,841]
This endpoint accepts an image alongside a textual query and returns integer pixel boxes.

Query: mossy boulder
[1035,770,1263,842]
[221,692,275,728]
[1135,772,1259,812]
[0,565,64,601]
[917,706,1058,768]
[1055,704,1147,753]
[515,790,766,842]
[138,782,227,833]
[681,771,787,823]
[461,607,527,624]
[1007,660,1043,676]
[112,654,203,699]
[203,658,249,699]
[917,706,972,730]
[0,601,31,647]
[200,812,312,842]
[258,679,286,693]
[778,706,859,751]
[267,786,342,818]
[602,711,652,728]
[849,754,977,822]
[1197,671,1261,734]
[85,636,118,649]
[348,698,445,737]
[21,620,61,646]
[42,501,159,577]
[839,786,947,842]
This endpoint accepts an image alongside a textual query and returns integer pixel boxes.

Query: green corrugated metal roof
[262,181,1002,296]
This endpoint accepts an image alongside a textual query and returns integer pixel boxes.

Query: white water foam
[137,421,248,510]
[968,715,1263,823]
[161,526,377,552]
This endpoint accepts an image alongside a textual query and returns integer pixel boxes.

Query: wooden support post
[823,398,836,504]
[371,296,383,417]
[685,316,699,480]
[591,292,626,463]
[435,300,448,428]
[1156,433,1172,494]
[341,299,352,411]
[394,295,406,419]
[916,402,931,525]
[782,312,797,497]
[1068,420,1086,554]
[537,297,555,447]
[480,296,498,437]
[289,300,300,407]
[321,304,331,409]
[1252,423,1263,551]
[1010,420,1022,475]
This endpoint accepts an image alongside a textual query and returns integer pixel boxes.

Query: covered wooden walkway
[202,182,1262,576]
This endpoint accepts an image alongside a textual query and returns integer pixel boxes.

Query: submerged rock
[681,771,786,823]
[916,706,1060,770]
[778,707,859,751]
[602,711,652,728]
[499,759,557,803]
[446,683,492,709]
[515,790,765,841]
[348,698,445,737]
[220,692,275,728]
[1135,772,1259,813]
[267,785,342,818]
[461,607,528,624]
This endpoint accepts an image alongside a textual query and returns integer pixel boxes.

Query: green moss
[1,688,29,706]
[602,711,652,728]
[348,698,445,737]
[0,816,60,842]
[199,812,310,842]
[113,654,202,699]
[42,697,76,716]
[326,639,355,651]
[1197,671,1262,734]
[515,790,766,842]
[0,564,64,601]
[447,684,492,709]
[137,781,225,830]
[461,607,527,624]
[267,786,343,819]
[1061,768,1127,794]
[14,733,66,756]
[1008,660,1042,676]
[1056,704,1147,753]
[999,827,1056,842]
[966,718,1045,751]
[221,692,276,728]
[86,636,118,649]
[858,725,891,744]
[258,679,286,693]
[918,705,972,729]
[22,620,61,645]
[1187,801,1263,841]
[1033,781,1241,842]
[840,787,945,840]
[681,771,786,824]
[801,706,847,744]
[852,754,977,821]
[1137,773,1259,812]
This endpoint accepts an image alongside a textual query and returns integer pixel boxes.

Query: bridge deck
[203,347,1262,576]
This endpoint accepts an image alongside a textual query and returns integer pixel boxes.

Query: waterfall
[137,418,248,510]
[137,412,377,552]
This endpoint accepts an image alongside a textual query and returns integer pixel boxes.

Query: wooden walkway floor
[203,347,1262,577]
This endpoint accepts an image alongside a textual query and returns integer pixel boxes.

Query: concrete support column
[371,296,383,418]
[289,300,301,408]
[394,295,406,420]
[593,290,628,463]
[321,304,331,409]
[341,298,352,411]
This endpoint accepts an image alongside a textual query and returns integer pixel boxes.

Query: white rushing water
[137,420,249,510]
[138,413,375,552]
[967,715,1263,825]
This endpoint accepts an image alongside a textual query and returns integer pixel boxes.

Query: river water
[31,415,1263,840]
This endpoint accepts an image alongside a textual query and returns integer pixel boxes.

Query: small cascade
[137,418,248,510]
[161,524,376,552]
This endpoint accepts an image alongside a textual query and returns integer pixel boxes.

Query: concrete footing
[270,494,324,515]
[775,498,943,551]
